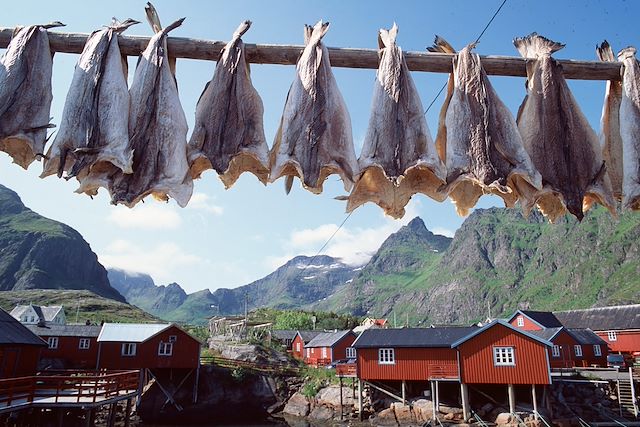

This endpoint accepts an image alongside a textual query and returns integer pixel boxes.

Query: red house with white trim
[0,308,46,378]
[303,330,356,367]
[291,331,321,360]
[26,323,101,369]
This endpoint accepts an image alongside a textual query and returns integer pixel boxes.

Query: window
[296,342,301,352]
[158,342,173,356]
[121,343,136,357]
[346,347,356,358]
[378,348,395,364]
[306,348,310,358]
[321,347,328,358]
[79,338,90,349]
[552,345,561,357]
[574,345,583,357]
[493,347,515,366]
[168,335,177,343]
[593,345,602,357]
[607,331,617,341]
[517,316,524,327]
[47,337,58,349]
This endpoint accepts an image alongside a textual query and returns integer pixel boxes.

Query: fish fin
[40,21,65,29]
[145,2,163,33]
[513,33,564,58]
[285,176,294,194]
[232,20,251,40]
[427,35,456,54]
[163,18,185,36]
[112,18,140,33]
[596,40,615,62]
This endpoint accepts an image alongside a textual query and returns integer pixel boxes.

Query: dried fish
[596,41,623,201]
[432,36,541,217]
[110,3,192,207]
[347,24,445,219]
[270,21,358,194]
[618,46,640,210]
[188,20,269,189]
[515,33,615,222]
[41,19,138,195]
[0,22,64,169]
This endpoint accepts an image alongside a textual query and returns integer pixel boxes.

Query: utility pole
[244,290,248,321]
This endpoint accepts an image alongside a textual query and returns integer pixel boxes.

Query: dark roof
[305,330,353,348]
[519,311,563,328]
[0,308,47,346]
[271,330,298,341]
[26,323,101,338]
[296,330,322,343]
[554,305,640,331]
[567,328,607,345]
[353,327,478,349]
[529,327,563,342]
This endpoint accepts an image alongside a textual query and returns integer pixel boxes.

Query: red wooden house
[554,304,640,355]
[508,310,563,331]
[26,323,101,370]
[291,331,321,360]
[0,308,46,378]
[96,323,201,370]
[304,330,356,367]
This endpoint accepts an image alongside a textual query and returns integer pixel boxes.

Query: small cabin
[0,308,47,378]
[529,326,607,368]
[303,330,356,367]
[291,330,322,360]
[26,323,101,370]
[97,323,201,370]
[271,330,298,351]
[353,318,389,333]
[10,304,66,325]
[508,310,563,331]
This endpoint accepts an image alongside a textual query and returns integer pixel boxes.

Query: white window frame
[121,342,137,357]
[296,342,301,352]
[607,331,617,341]
[517,316,524,327]
[552,345,561,358]
[321,347,328,359]
[47,337,58,349]
[493,346,515,366]
[593,345,602,357]
[305,348,310,358]
[378,348,395,365]
[346,347,356,358]
[574,345,583,357]
[78,338,90,350]
[158,341,173,356]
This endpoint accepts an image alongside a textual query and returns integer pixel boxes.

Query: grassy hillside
[0,290,157,323]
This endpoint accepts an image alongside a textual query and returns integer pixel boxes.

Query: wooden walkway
[0,370,139,414]
[201,356,300,376]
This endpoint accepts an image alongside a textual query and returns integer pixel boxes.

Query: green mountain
[313,207,640,325]
[0,184,124,301]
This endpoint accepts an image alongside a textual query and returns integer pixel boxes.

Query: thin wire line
[424,0,508,115]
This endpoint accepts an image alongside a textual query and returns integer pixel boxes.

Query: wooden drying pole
[0,28,624,81]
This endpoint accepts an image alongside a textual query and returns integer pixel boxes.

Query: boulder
[495,412,514,425]
[283,392,310,417]
[308,405,334,421]
[443,412,455,420]
[478,402,494,417]
[438,404,463,415]
[412,399,434,423]
[316,385,355,408]
[391,402,417,424]
[369,408,398,426]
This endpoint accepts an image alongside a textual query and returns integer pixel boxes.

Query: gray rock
[370,408,399,426]
[309,405,334,421]
[283,392,310,417]
[316,385,355,408]
[495,412,514,425]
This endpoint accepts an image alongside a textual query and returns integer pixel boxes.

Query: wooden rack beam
[0,28,623,81]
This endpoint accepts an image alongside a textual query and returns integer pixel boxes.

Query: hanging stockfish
[596,41,623,202]
[618,46,640,210]
[188,20,269,189]
[41,18,138,196]
[346,24,445,219]
[515,33,615,222]
[270,21,358,194]
[431,36,541,217]
[0,22,64,169]
[110,3,192,207]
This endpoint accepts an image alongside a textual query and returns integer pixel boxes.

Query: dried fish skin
[0,23,61,169]
[270,21,358,194]
[436,39,541,217]
[41,19,137,191]
[515,33,615,222]
[596,41,623,201]
[188,20,269,189]
[347,24,445,219]
[110,16,192,208]
[618,46,640,210]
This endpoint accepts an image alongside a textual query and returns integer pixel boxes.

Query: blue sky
[2,0,638,293]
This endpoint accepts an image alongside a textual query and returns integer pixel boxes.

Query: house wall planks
[0,27,624,81]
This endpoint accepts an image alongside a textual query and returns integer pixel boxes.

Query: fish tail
[513,33,564,58]
[618,46,637,61]
[111,18,140,33]
[232,20,251,40]
[596,40,615,62]
[40,21,65,29]
[378,23,398,49]
[427,35,456,54]
[145,2,163,33]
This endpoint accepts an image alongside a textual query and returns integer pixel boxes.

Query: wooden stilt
[107,403,117,427]
[435,380,440,415]
[84,409,92,427]
[431,381,436,422]
[357,379,363,421]
[124,398,132,427]
[352,377,355,399]
[508,384,516,414]
[136,369,145,407]
[532,384,539,420]
[401,380,406,404]
[56,408,64,427]
[339,376,344,420]
[193,364,200,404]
[460,383,470,422]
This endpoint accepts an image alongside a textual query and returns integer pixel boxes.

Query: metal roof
[97,323,171,343]
[295,330,322,343]
[554,305,640,331]
[305,330,354,348]
[26,323,101,338]
[528,327,564,342]
[451,320,553,348]
[271,330,298,341]
[0,308,47,346]
[513,310,563,328]
[567,328,607,345]
[352,327,478,348]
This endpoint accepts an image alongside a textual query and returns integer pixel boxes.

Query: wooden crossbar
[0,27,623,81]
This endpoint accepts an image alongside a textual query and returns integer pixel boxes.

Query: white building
[10,304,66,325]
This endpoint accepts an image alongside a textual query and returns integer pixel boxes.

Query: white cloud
[431,227,455,238]
[99,239,201,284]
[186,192,223,215]
[107,204,182,229]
